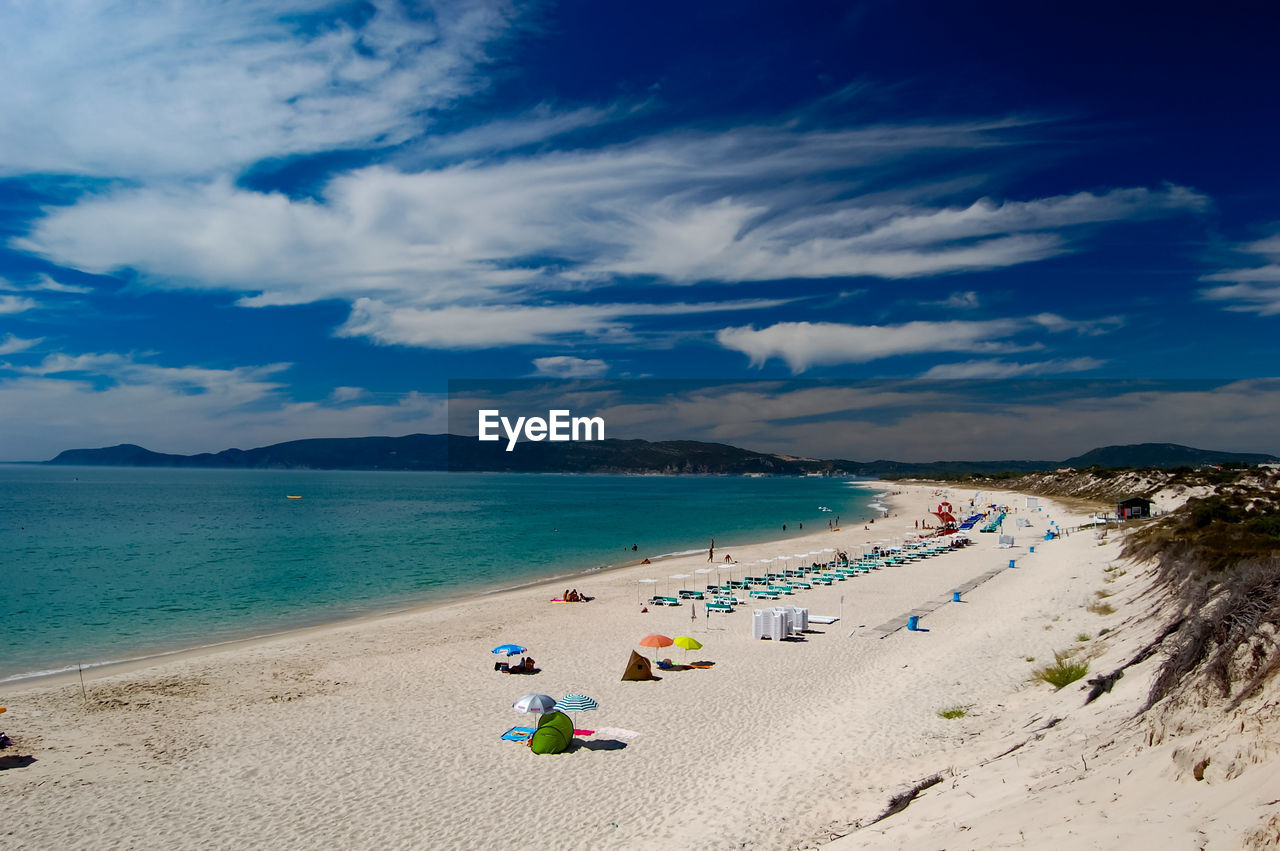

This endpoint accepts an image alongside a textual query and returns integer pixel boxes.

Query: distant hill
[41,437,1278,476]
[1061,443,1278,469]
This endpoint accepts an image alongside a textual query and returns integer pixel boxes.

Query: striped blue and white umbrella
[554,694,599,713]
[554,693,599,729]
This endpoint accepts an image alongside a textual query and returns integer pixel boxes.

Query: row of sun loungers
[649,541,969,612]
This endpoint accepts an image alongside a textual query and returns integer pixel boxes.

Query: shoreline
[4,480,887,688]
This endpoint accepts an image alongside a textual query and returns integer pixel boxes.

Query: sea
[0,465,878,683]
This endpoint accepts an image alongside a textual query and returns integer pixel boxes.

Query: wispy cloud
[0,334,43,356]
[714,315,1107,372]
[336,297,792,349]
[17,121,1205,353]
[0,349,448,460]
[919,356,1105,379]
[532,356,609,378]
[30,273,92,294]
[0,0,517,179]
[0,295,39,314]
[1200,231,1280,315]
[924,290,981,309]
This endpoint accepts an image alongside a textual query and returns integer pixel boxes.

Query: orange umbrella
[638,634,673,659]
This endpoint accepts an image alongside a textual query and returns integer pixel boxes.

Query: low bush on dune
[1035,651,1089,689]
[937,705,968,719]
[1124,474,1280,711]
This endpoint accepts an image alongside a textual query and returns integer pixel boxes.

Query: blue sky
[2,1,1279,461]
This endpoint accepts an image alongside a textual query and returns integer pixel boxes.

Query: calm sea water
[0,466,875,682]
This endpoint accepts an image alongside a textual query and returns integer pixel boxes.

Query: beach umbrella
[513,693,558,715]
[491,644,526,657]
[668,573,690,595]
[639,634,673,659]
[554,694,599,714]
[673,635,702,658]
[554,693,599,728]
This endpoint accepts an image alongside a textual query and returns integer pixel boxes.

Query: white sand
[3,483,1271,849]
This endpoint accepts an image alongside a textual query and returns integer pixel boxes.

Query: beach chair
[767,585,795,595]
[749,589,779,600]
[649,595,682,606]
[809,575,833,586]
[706,601,733,613]
[678,589,705,600]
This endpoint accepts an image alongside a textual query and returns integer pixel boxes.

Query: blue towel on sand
[502,726,534,742]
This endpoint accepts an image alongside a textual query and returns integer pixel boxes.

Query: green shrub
[937,705,968,719]
[1035,651,1089,689]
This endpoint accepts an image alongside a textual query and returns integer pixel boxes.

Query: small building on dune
[1117,496,1153,519]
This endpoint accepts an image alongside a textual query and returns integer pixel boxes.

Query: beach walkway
[863,564,1012,638]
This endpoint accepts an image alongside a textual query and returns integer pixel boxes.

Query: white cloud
[338,300,630,348]
[329,386,366,403]
[716,317,1044,372]
[1200,231,1280,315]
[16,125,1206,326]
[0,350,448,461]
[0,0,516,178]
[927,290,981,309]
[0,334,43,355]
[30,273,92,294]
[1027,312,1125,335]
[335,297,795,349]
[553,380,1280,462]
[919,357,1105,379]
[532,356,609,378]
[0,295,39,314]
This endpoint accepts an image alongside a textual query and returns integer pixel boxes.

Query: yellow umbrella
[672,636,702,659]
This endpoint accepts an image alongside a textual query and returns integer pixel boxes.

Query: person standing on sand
[708,538,715,561]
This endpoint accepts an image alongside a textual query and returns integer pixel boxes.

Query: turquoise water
[0,466,874,682]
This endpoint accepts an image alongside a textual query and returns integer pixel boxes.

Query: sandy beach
[3,481,1270,849]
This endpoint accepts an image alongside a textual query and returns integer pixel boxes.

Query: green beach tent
[529,710,574,755]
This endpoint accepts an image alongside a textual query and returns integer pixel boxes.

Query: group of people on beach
[562,588,587,602]
[495,656,536,674]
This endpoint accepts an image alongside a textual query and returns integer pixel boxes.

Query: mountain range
[38,436,1279,476]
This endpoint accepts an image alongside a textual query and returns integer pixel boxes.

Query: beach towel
[592,727,641,741]
[501,726,534,742]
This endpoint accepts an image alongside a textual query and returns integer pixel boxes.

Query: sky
[2,0,1279,462]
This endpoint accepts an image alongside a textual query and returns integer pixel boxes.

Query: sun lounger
[649,595,682,606]
[768,585,795,595]
[678,589,705,599]
[810,576,833,585]
[789,580,812,590]
[706,601,733,613]
[749,589,779,600]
